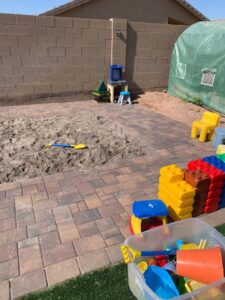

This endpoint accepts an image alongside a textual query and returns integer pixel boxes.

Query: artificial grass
[21,225,225,300]
[216,223,225,235]
[21,263,135,300]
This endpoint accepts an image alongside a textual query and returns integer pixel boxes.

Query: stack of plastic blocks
[184,169,210,217]
[158,164,195,221]
[187,159,225,213]
[213,154,225,208]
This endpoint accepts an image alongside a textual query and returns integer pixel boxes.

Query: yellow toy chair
[191,112,220,142]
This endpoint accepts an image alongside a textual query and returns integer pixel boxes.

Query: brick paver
[0,281,10,300]
[27,219,57,238]
[0,259,19,281]
[74,234,105,255]
[39,231,61,250]
[53,205,73,224]
[77,249,110,274]
[0,217,16,233]
[42,242,76,267]
[19,243,43,274]
[0,101,224,298]
[11,269,47,299]
[46,258,80,286]
[106,244,123,264]
[58,221,80,242]
[0,243,17,264]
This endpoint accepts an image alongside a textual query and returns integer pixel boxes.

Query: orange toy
[176,246,224,284]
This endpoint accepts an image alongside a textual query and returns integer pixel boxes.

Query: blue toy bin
[125,218,225,300]
[110,64,123,81]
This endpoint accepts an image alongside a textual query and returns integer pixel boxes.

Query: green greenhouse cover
[168,21,225,114]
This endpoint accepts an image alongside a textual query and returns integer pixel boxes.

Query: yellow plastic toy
[185,280,206,292]
[217,144,225,154]
[121,245,176,264]
[159,178,196,200]
[129,200,168,235]
[191,112,220,142]
[121,245,141,264]
[160,165,184,182]
[158,188,194,208]
[47,143,87,150]
[138,261,148,273]
[158,164,196,221]
[180,239,207,250]
[186,280,225,299]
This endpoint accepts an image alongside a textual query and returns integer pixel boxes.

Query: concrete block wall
[0,14,111,100]
[0,14,187,101]
[125,21,187,91]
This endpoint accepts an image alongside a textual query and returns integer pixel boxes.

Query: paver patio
[0,100,224,299]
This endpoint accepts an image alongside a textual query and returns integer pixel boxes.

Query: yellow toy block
[159,178,195,200]
[159,194,192,221]
[158,186,194,208]
[159,193,193,216]
[191,112,220,142]
[160,164,184,182]
[217,144,225,155]
[167,207,192,221]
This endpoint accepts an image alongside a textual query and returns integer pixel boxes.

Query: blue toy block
[203,156,225,172]
[220,201,225,209]
[219,195,225,207]
[133,200,168,219]
[212,128,225,149]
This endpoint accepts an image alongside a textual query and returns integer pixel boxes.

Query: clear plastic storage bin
[125,218,225,300]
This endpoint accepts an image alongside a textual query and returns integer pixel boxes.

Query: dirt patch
[0,112,147,183]
[138,91,225,126]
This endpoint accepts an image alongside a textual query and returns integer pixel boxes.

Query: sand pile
[0,112,147,183]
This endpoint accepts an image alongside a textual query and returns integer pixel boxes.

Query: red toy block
[187,160,208,171]
[205,203,219,213]
[192,208,205,217]
[207,189,222,199]
[194,192,208,202]
[184,169,210,188]
[187,160,225,183]
[208,181,224,191]
[205,196,220,206]
[193,199,206,210]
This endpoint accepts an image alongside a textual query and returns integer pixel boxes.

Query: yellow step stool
[191,112,220,142]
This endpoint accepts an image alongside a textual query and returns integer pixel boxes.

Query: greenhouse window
[201,69,216,87]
